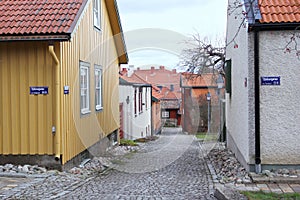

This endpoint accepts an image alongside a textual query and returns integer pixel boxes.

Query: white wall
[226,0,300,169]
[225,0,251,167]
[119,85,152,140]
[259,31,300,164]
[119,85,133,139]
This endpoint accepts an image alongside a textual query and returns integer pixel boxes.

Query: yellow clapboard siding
[0,42,54,155]
[19,42,29,153]
[59,0,120,164]
[0,0,122,165]
[28,45,38,154]
[0,44,2,152]
[10,44,21,154]
[2,44,12,154]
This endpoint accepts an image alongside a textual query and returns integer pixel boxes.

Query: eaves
[249,22,300,32]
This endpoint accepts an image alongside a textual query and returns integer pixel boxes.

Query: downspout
[254,30,261,173]
[49,44,62,161]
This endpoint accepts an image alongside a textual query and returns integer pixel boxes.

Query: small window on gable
[93,0,101,29]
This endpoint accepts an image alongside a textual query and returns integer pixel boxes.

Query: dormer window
[93,0,101,30]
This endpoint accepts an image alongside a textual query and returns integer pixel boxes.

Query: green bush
[120,139,138,146]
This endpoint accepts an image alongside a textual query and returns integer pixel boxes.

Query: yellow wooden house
[0,0,128,170]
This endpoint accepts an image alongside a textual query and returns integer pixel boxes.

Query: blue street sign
[261,76,280,86]
[30,87,49,95]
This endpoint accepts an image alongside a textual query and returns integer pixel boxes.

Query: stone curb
[214,186,231,200]
[250,172,300,184]
[0,172,54,178]
[202,142,247,200]
[201,144,233,200]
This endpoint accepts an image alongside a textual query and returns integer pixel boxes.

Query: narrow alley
[2,128,216,200]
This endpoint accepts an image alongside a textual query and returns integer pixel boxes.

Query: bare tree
[180,0,300,74]
[179,33,225,75]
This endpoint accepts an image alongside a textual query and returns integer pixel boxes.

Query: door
[119,103,124,139]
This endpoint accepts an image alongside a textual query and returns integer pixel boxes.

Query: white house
[225,0,300,172]
[119,77,152,140]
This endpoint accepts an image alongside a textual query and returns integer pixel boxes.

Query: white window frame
[93,0,101,30]
[95,65,103,111]
[162,111,170,118]
[80,61,91,115]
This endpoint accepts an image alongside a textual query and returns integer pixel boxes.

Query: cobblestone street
[1,128,216,200]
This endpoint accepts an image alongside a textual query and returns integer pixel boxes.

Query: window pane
[95,67,102,109]
[93,0,100,28]
[80,62,90,113]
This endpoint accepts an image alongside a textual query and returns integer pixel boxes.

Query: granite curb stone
[205,143,300,200]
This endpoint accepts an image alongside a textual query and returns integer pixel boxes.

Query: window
[162,111,170,118]
[225,59,232,95]
[80,62,90,114]
[134,88,137,116]
[145,88,148,109]
[95,66,103,111]
[93,0,101,29]
[139,87,143,113]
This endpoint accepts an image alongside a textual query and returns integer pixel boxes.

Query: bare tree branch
[179,34,225,75]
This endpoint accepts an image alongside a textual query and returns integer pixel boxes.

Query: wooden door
[119,103,124,139]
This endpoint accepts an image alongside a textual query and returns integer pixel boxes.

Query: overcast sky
[116,0,228,69]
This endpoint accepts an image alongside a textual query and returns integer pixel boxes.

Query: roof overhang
[0,34,70,42]
[152,96,159,102]
[249,22,300,32]
[104,0,128,64]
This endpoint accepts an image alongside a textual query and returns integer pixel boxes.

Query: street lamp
[216,74,224,92]
[206,92,211,133]
[216,74,225,142]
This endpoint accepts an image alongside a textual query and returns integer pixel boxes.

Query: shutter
[225,59,232,95]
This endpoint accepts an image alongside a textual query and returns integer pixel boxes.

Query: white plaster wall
[131,87,152,139]
[247,33,256,164]
[119,85,151,140]
[259,31,300,164]
[225,0,250,165]
[119,85,133,139]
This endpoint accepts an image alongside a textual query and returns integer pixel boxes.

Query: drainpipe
[49,44,61,161]
[254,30,261,173]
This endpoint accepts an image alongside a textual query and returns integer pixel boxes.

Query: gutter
[49,44,62,162]
[250,22,300,31]
[254,30,261,173]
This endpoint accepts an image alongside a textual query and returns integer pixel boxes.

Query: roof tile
[259,0,300,23]
[0,0,84,36]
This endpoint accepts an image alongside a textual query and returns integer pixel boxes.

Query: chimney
[121,68,128,75]
[151,66,155,73]
[159,66,165,70]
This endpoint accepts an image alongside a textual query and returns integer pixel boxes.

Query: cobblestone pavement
[2,128,217,200]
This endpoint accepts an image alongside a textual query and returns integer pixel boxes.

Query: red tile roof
[133,66,181,93]
[120,74,164,101]
[152,87,164,101]
[181,73,219,88]
[0,0,85,36]
[259,0,300,23]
